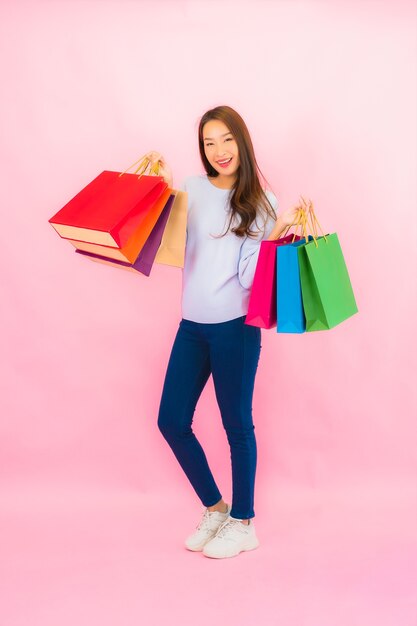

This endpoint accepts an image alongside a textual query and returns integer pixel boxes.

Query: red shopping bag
[67,186,172,262]
[48,156,167,248]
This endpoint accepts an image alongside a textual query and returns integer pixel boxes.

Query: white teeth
[218,158,232,164]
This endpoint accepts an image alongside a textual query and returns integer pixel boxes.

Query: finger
[144,154,157,166]
[146,151,162,163]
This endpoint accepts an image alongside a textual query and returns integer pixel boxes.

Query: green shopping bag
[297,202,358,331]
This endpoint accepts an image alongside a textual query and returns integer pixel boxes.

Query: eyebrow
[203,132,233,141]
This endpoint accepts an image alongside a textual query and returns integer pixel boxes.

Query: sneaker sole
[185,530,224,551]
[185,542,207,552]
[203,536,260,558]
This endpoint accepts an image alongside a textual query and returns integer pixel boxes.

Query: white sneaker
[202,515,260,559]
[185,503,232,551]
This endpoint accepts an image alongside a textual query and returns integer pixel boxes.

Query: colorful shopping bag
[49,155,167,248]
[68,185,172,262]
[245,234,301,329]
[75,192,177,276]
[297,205,358,331]
[276,235,315,333]
[154,188,188,268]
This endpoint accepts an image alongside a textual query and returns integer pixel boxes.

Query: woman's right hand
[141,151,173,187]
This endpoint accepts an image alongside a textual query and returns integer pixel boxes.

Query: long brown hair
[198,105,277,239]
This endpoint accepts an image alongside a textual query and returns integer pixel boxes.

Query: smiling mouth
[217,157,233,167]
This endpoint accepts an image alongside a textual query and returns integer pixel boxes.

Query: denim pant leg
[206,316,262,520]
[157,319,223,508]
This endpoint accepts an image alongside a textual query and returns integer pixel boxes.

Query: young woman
[144,105,301,559]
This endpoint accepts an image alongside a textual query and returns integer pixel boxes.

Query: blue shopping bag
[276,235,314,333]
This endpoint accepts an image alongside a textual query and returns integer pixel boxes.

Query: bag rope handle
[118,154,161,179]
[299,197,328,247]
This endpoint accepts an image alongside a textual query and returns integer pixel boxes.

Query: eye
[205,137,233,147]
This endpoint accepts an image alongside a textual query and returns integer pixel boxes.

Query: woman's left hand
[267,197,311,240]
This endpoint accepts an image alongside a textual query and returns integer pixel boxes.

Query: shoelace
[214,518,246,539]
[196,509,212,532]
[196,508,226,532]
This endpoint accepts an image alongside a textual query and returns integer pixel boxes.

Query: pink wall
[1,0,415,500]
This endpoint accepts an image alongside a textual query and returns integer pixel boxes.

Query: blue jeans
[157,315,262,519]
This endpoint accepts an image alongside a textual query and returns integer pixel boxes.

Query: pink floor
[1,479,416,626]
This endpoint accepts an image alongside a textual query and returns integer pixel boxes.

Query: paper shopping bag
[293,200,358,331]
[245,234,301,329]
[154,190,188,268]
[276,236,315,333]
[298,231,358,331]
[75,192,176,276]
[68,186,172,262]
[49,166,167,248]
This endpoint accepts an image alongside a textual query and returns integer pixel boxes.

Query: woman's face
[202,119,240,179]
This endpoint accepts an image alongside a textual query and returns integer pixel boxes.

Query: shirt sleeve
[238,191,278,290]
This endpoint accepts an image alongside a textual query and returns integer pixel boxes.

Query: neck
[210,173,236,189]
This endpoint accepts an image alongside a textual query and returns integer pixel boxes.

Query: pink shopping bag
[245,234,301,329]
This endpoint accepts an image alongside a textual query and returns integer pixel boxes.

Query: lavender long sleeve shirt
[179,174,278,323]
